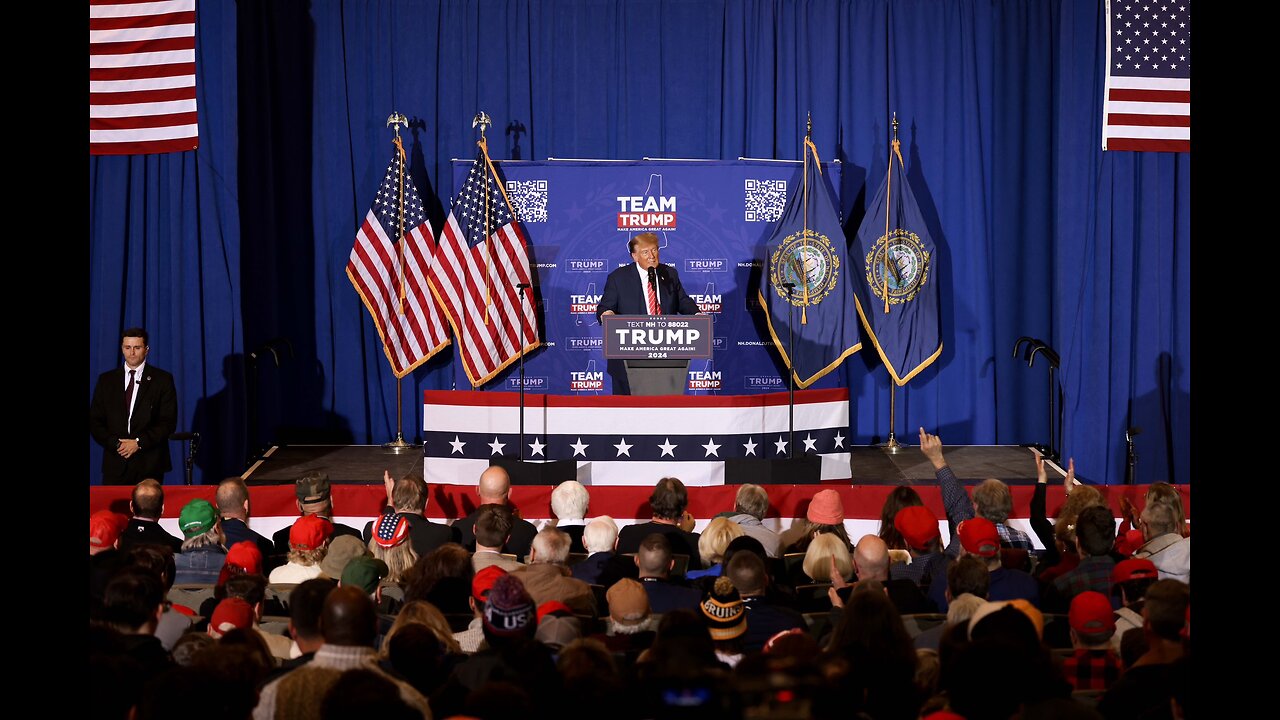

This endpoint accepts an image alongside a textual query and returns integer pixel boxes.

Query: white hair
[551,480,590,521]
[531,528,572,564]
[583,516,619,553]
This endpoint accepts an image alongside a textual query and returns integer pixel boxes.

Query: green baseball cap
[178,499,218,539]
[341,555,390,594]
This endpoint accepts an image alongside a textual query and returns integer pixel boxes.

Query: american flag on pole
[1103,0,1190,152]
[428,140,540,387]
[90,0,199,155]
[347,138,451,378]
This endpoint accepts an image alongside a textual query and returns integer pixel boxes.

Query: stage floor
[243,443,1049,487]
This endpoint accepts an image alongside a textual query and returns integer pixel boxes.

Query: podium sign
[602,315,714,360]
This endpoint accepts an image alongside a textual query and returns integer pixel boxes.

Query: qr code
[745,179,786,222]
[506,179,548,223]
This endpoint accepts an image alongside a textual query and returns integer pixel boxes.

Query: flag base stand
[876,381,910,454]
[725,456,821,485]
[877,432,909,455]
[490,457,578,486]
[381,433,419,454]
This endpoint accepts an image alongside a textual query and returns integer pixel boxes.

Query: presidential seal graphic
[865,228,930,304]
[770,229,841,306]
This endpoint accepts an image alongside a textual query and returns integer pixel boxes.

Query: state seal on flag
[769,229,841,306]
[865,228,930,304]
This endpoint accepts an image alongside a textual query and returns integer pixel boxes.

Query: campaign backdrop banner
[449,160,845,395]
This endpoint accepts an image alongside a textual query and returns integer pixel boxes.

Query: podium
[603,315,714,396]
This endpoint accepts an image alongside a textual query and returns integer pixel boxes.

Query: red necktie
[124,369,137,415]
[647,277,659,315]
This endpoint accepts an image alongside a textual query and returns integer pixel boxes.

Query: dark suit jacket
[595,263,699,319]
[221,517,275,561]
[741,597,807,652]
[90,364,178,484]
[559,524,587,554]
[571,551,614,585]
[362,513,461,558]
[616,521,703,570]
[639,577,703,614]
[118,517,183,554]
[453,507,537,560]
[595,263,700,395]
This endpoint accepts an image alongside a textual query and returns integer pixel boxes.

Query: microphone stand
[783,282,797,458]
[517,282,531,461]
[1124,426,1141,485]
[169,432,200,486]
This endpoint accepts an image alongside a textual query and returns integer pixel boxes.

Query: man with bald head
[118,479,182,553]
[253,586,431,719]
[451,466,537,559]
[831,535,935,614]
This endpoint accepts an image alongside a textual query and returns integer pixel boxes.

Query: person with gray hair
[549,480,591,553]
[972,478,1035,551]
[572,516,619,585]
[1134,502,1190,583]
[511,528,597,615]
[722,483,783,558]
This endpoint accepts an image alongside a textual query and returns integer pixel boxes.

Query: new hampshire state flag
[758,137,861,389]
[852,138,942,385]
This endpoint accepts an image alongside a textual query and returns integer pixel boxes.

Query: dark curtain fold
[88,0,1189,486]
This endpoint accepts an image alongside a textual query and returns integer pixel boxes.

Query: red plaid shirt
[1062,648,1123,691]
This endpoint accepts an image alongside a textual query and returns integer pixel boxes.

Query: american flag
[346,139,451,378]
[428,140,539,387]
[374,513,409,547]
[90,0,199,155]
[1104,1,1191,152]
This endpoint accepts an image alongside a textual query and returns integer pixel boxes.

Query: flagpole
[877,114,907,454]
[383,111,416,454]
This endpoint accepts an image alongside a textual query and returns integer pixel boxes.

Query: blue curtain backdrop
[87,0,1190,487]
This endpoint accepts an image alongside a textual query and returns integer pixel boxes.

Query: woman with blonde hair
[686,517,744,580]
[369,513,419,584]
[802,531,854,583]
[378,600,463,657]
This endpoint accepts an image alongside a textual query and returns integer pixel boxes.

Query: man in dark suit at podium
[596,232,699,395]
[89,328,178,485]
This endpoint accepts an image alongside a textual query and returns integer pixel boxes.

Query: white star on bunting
[528,438,546,457]
[774,437,788,455]
[702,438,721,457]
[449,436,467,454]
[742,438,758,456]
[803,434,818,452]
[832,432,846,449]
[488,437,506,456]
[613,438,633,457]
[570,437,590,457]
[658,438,678,458]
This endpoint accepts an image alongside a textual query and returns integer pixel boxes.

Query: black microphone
[647,266,657,285]
[516,283,531,289]
[170,432,199,442]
